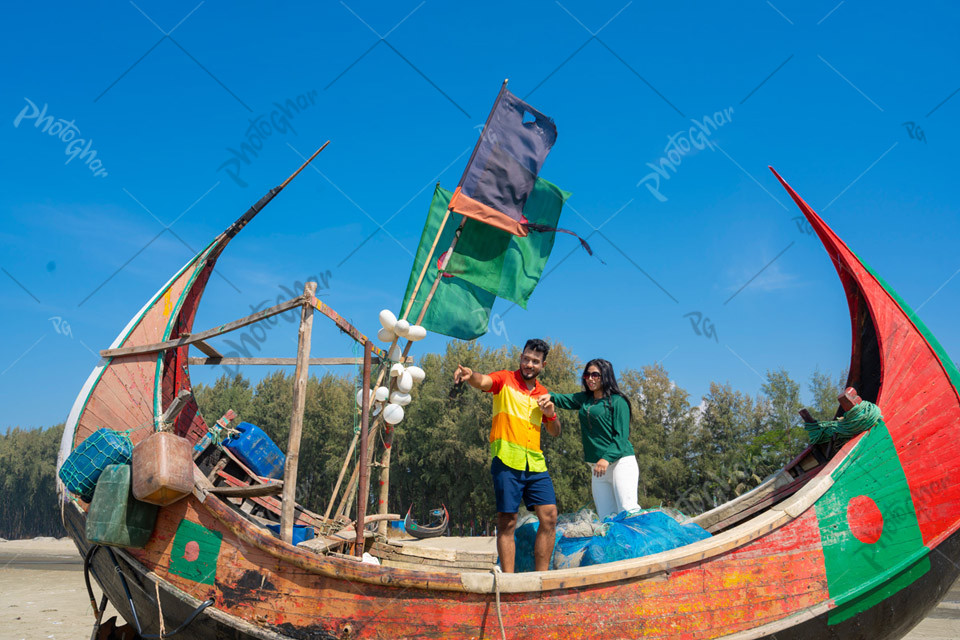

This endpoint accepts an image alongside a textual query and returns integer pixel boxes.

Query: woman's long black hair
[581,358,633,420]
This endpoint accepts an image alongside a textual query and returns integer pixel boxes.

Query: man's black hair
[522,338,550,361]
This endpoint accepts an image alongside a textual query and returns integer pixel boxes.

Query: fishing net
[513,508,711,572]
[59,428,133,502]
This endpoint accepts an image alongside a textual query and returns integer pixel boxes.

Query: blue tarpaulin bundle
[513,508,711,572]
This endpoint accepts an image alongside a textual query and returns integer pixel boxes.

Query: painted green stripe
[856,253,960,397]
[817,420,928,624]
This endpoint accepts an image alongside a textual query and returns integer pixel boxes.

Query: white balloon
[390,363,405,378]
[379,309,397,331]
[356,389,373,406]
[375,386,390,402]
[388,345,402,362]
[377,327,396,343]
[406,325,427,341]
[383,403,404,425]
[406,366,426,383]
[390,391,412,406]
[397,371,414,393]
[393,319,410,337]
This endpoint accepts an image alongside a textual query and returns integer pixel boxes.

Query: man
[454,338,560,572]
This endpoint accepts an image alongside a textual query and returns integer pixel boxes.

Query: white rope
[493,566,506,640]
[155,580,166,638]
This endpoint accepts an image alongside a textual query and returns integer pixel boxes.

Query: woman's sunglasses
[583,372,601,380]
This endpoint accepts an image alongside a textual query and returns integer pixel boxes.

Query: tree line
[0,339,843,539]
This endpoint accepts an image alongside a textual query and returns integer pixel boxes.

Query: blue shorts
[490,457,557,514]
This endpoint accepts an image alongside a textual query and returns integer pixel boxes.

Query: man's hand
[593,458,609,477]
[537,394,556,419]
[454,365,473,384]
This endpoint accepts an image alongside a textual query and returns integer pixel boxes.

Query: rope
[209,423,239,447]
[493,566,506,640]
[803,401,883,445]
[155,580,166,638]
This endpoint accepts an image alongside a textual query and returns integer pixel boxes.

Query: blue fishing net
[59,428,133,502]
[513,508,711,572]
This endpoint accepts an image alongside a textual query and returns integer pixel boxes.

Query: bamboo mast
[280,282,317,543]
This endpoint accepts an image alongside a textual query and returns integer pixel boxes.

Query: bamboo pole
[280,282,317,543]
[355,340,373,556]
[375,219,468,534]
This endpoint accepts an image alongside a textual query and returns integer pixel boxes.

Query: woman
[541,359,639,519]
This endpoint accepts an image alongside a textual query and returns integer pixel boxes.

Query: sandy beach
[1,537,958,639]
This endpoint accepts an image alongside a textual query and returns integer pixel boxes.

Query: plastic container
[223,423,286,479]
[86,464,158,548]
[59,428,133,502]
[132,431,194,506]
[266,524,315,545]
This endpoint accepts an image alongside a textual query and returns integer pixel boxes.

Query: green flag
[400,186,495,340]
[446,178,570,309]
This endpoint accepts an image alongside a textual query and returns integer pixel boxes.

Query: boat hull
[59,168,960,640]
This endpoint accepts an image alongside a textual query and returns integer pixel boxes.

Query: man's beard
[520,368,539,380]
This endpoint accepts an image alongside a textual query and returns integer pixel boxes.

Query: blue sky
[2,1,958,429]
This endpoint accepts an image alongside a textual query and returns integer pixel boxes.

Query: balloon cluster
[355,310,428,426]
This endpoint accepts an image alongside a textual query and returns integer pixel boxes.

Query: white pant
[591,455,640,520]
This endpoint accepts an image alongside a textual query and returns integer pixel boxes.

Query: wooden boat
[58,164,960,640]
[404,505,450,539]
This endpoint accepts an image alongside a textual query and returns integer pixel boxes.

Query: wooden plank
[210,482,284,497]
[281,284,316,543]
[186,356,409,366]
[100,295,305,357]
[309,297,388,360]
[190,338,223,358]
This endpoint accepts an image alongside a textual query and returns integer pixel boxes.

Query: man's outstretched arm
[454,365,493,391]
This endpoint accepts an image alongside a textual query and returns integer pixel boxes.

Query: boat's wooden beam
[161,389,193,424]
[186,356,410,366]
[190,338,223,359]
[209,482,284,498]
[281,283,317,544]
[309,296,389,360]
[100,295,306,358]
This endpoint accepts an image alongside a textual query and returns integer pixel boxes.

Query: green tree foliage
[619,364,696,508]
[0,424,66,538]
[808,367,847,421]
[754,368,806,463]
[4,340,848,538]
